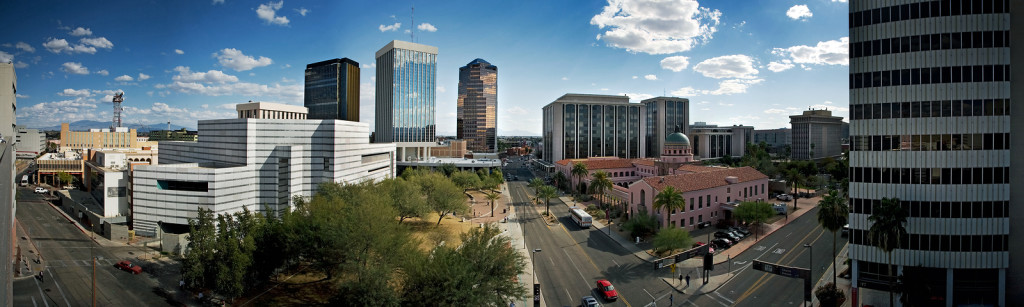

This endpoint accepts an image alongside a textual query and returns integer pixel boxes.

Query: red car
[596,279,618,301]
[116,260,142,274]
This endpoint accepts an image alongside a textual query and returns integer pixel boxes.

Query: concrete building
[0,62,14,142]
[628,165,768,230]
[236,101,307,119]
[642,97,690,158]
[0,62,16,307]
[374,40,438,162]
[457,58,498,153]
[432,139,468,158]
[148,128,197,142]
[15,125,45,158]
[751,128,791,155]
[542,94,645,162]
[790,109,843,160]
[131,102,396,236]
[305,58,360,122]
[554,130,696,189]
[59,123,138,153]
[689,122,753,160]
[849,1,1018,306]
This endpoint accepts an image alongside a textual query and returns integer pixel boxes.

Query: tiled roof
[641,166,768,194]
[633,159,656,166]
[675,164,723,173]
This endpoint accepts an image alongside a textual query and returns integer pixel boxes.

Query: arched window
[640,189,646,208]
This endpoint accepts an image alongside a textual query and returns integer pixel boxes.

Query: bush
[814,282,846,307]
[622,210,658,238]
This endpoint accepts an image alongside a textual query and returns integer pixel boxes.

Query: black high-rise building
[305,58,360,121]
[457,59,497,153]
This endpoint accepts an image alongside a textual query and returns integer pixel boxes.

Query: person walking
[685,273,690,288]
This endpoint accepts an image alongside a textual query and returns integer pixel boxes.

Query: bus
[569,208,593,228]
[20,175,28,187]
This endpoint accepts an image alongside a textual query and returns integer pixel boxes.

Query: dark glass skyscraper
[457,58,497,153]
[304,58,360,121]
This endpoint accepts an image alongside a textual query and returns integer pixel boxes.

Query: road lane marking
[562,249,591,285]
[46,268,72,307]
[773,248,786,254]
[564,289,572,303]
[32,275,49,307]
[714,292,735,304]
[715,243,776,290]
[704,292,731,307]
[31,296,38,307]
[558,216,632,307]
[612,259,620,267]
[732,229,825,305]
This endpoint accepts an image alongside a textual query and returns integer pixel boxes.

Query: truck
[20,175,28,187]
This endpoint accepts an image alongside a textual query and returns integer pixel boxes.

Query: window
[156,180,209,192]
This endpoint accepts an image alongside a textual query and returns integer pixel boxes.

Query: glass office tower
[457,58,498,153]
[374,40,438,144]
[304,58,360,121]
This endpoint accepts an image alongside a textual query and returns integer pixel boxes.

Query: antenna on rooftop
[410,6,415,42]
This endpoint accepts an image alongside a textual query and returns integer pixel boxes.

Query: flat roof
[375,40,439,58]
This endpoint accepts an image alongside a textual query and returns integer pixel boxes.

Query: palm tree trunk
[832,231,837,285]
[889,252,894,307]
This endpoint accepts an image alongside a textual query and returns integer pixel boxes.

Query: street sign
[533,283,540,306]
[752,260,809,279]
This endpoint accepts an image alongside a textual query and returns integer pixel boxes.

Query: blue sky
[1,0,849,136]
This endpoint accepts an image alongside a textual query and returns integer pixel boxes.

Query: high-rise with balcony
[374,40,438,161]
[304,58,360,121]
[457,58,498,153]
[848,1,1021,305]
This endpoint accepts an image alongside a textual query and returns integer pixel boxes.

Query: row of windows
[850,65,1010,89]
[849,133,1010,152]
[850,167,1010,184]
[850,99,1009,120]
[850,198,1009,218]
[851,31,1009,59]
[850,0,1010,28]
[851,229,1008,252]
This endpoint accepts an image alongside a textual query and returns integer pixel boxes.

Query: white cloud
[163,66,301,104]
[831,0,847,2]
[693,54,759,79]
[213,0,224,4]
[379,22,401,32]
[95,69,109,76]
[115,75,134,81]
[618,92,653,102]
[561,77,568,81]
[43,38,71,53]
[13,62,27,69]
[15,93,28,98]
[632,76,638,79]
[59,88,91,97]
[69,27,92,36]
[437,86,446,93]
[256,1,289,26]
[0,51,11,63]
[171,66,239,83]
[214,48,273,71]
[18,98,102,126]
[644,74,657,80]
[706,78,763,95]
[15,42,35,53]
[138,73,150,81]
[772,37,849,66]
[174,49,184,55]
[591,0,722,54]
[670,86,699,96]
[660,56,690,72]
[61,62,89,75]
[418,23,437,32]
[786,5,813,20]
[601,88,609,91]
[506,106,529,115]
[79,37,113,49]
[295,7,309,16]
[43,37,106,54]
[767,59,795,72]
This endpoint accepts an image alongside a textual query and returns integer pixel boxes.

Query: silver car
[581,295,601,307]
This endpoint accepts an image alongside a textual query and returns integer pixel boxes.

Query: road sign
[533,283,540,306]
[752,259,809,279]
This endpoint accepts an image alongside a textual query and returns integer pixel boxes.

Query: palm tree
[589,171,613,208]
[485,192,501,217]
[868,197,908,307]
[570,162,589,199]
[528,178,544,204]
[786,169,803,210]
[553,171,568,192]
[538,185,557,215]
[816,189,849,285]
[652,186,686,229]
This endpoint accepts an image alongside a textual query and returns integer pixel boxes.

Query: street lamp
[533,248,541,307]
[804,243,812,307]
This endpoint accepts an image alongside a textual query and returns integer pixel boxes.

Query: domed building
[654,129,693,175]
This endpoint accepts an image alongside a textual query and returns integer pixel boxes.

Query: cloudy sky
[1,0,849,135]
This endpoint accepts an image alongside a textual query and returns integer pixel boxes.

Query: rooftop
[639,166,767,194]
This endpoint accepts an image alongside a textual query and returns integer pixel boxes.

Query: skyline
[1,0,850,136]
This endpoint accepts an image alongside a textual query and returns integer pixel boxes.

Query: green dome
[665,132,690,146]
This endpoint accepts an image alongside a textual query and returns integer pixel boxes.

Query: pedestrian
[179,279,185,289]
[670,293,674,306]
[685,273,690,287]
[38,271,43,282]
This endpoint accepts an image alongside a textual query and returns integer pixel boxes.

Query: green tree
[652,186,686,228]
[413,172,470,226]
[868,197,908,307]
[438,163,457,177]
[490,168,504,183]
[182,207,217,291]
[212,212,249,299]
[402,224,527,306]
[480,176,501,191]
[528,178,544,204]
[570,162,589,197]
[380,178,428,224]
[588,170,613,208]
[733,201,774,240]
[485,191,501,217]
[814,282,847,307]
[652,227,693,253]
[538,185,557,215]
[785,168,804,210]
[451,170,482,191]
[622,209,658,238]
[816,189,849,285]
[57,171,74,188]
[553,171,568,191]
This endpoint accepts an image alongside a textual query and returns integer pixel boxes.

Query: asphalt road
[13,172,170,306]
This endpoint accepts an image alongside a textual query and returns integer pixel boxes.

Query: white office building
[15,125,45,158]
[131,102,396,236]
[542,94,646,162]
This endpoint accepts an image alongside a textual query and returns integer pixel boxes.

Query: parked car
[692,241,705,248]
[729,226,751,237]
[776,194,793,201]
[595,279,618,301]
[728,230,745,240]
[711,238,732,249]
[116,260,142,274]
[581,295,601,307]
[842,224,849,237]
[772,203,788,215]
[715,231,742,242]
[34,187,48,194]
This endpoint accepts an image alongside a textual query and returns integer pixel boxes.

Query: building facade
[790,109,844,160]
[849,1,1018,306]
[132,103,396,237]
[0,62,16,307]
[15,125,45,158]
[374,40,438,162]
[236,101,308,119]
[542,94,645,162]
[59,123,138,153]
[457,58,498,153]
[304,58,360,121]
[642,97,690,158]
[689,122,753,160]
[752,128,791,155]
[148,128,197,142]
[627,166,768,230]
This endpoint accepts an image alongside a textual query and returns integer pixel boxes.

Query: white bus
[569,208,593,228]
[20,175,28,187]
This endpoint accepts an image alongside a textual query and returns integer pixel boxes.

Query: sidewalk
[496,183,544,307]
[811,242,852,307]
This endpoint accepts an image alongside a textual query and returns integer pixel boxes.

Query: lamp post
[804,243,812,307]
[533,248,541,307]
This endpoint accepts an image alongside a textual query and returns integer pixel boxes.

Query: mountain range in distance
[30,120,195,132]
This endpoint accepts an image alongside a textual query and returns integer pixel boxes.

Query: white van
[20,175,28,187]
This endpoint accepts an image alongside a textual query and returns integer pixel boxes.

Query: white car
[34,187,48,194]
[776,194,793,201]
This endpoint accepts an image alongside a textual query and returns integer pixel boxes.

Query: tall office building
[752,128,791,155]
[642,97,690,158]
[374,40,438,161]
[304,58,360,121]
[848,1,1019,305]
[689,122,753,160]
[457,58,498,153]
[789,109,844,160]
[541,94,645,162]
[0,62,15,307]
